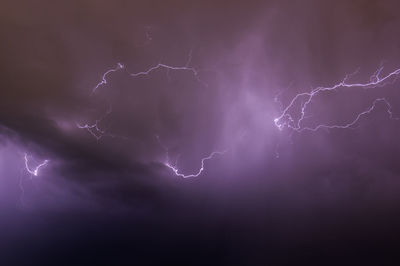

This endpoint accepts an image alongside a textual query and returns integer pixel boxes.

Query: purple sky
[1,0,400,265]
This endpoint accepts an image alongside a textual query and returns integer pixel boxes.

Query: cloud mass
[1,0,400,265]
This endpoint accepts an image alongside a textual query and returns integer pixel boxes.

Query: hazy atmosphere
[1,0,400,265]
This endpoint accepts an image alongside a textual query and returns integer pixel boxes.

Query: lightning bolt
[156,135,226,178]
[76,105,113,141]
[126,49,201,83]
[274,67,400,132]
[23,153,49,177]
[91,50,205,94]
[164,151,226,178]
[91,63,124,94]
[83,51,205,141]
[18,154,49,206]
[76,121,107,141]
[297,98,398,132]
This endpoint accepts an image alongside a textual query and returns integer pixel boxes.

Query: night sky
[2,0,400,265]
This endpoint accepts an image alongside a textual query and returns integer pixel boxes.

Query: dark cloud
[2,0,400,265]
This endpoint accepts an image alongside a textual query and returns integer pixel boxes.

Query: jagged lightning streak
[156,135,226,178]
[91,63,124,94]
[19,154,49,206]
[298,98,398,132]
[76,120,106,141]
[126,49,203,84]
[91,50,204,94]
[274,67,400,132]
[164,151,226,178]
[23,153,49,177]
[84,52,205,140]
[76,105,113,141]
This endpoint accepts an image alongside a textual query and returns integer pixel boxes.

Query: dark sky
[1,0,400,265]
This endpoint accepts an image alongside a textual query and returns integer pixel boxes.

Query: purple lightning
[91,50,204,94]
[164,151,226,178]
[19,154,49,206]
[83,51,204,141]
[91,63,124,94]
[76,105,113,141]
[297,98,398,132]
[274,67,400,132]
[23,153,49,177]
[126,49,202,83]
[156,135,226,178]
[76,121,106,141]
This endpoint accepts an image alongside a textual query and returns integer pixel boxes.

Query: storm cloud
[1,0,400,265]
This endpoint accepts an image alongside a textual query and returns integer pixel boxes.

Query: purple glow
[3,1,400,263]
